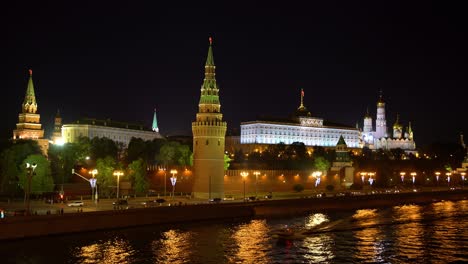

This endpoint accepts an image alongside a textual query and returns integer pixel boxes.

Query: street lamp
[360,172,367,185]
[253,171,260,198]
[400,172,406,183]
[89,169,98,204]
[113,170,124,199]
[368,172,375,187]
[460,172,466,188]
[446,172,451,188]
[170,169,178,199]
[240,171,249,201]
[435,171,441,187]
[313,171,322,187]
[159,168,167,198]
[411,172,417,187]
[25,162,37,215]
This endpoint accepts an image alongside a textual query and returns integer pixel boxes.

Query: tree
[224,154,232,170]
[157,141,192,166]
[18,154,54,194]
[313,156,331,172]
[95,156,117,198]
[90,137,118,160]
[0,140,42,194]
[128,158,148,195]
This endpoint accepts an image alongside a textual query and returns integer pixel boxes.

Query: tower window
[196,140,198,146]
[206,140,209,145]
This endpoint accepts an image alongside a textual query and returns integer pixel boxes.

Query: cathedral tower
[192,38,227,199]
[51,109,63,145]
[363,107,373,133]
[375,92,387,139]
[13,69,49,154]
[393,114,403,139]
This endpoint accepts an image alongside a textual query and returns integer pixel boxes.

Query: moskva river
[2,200,467,263]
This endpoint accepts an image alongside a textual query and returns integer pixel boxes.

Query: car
[141,200,157,207]
[67,201,84,207]
[223,195,234,201]
[112,200,128,206]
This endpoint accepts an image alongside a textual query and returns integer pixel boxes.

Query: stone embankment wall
[1,191,466,241]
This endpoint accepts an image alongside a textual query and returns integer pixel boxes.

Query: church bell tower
[191,38,227,199]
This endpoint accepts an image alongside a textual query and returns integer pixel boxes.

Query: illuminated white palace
[240,89,360,148]
[361,93,416,151]
[62,110,163,147]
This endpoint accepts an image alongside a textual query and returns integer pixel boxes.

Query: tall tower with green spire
[192,37,227,199]
[152,108,159,133]
[13,69,49,154]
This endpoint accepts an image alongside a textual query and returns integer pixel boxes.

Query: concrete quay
[0,190,467,241]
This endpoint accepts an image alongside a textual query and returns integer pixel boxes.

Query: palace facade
[236,89,360,152]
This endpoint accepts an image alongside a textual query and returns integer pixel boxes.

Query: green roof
[336,135,347,146]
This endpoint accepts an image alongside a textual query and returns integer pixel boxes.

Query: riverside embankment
[1,190,467,241]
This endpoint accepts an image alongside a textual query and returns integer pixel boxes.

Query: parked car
[141,200,157,207]
[67,201,84,207]
[223,195,234,201]
[113,200,128,206]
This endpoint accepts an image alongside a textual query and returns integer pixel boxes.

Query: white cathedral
[360,93,416,152]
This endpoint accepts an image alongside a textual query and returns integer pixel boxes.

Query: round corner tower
[192,38,227,199]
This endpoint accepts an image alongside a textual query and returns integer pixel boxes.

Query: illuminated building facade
[62,114,163,147]
[240,89,360,149]
[192,38,227,199]
[361,93,416,151]
[13,70,49,154]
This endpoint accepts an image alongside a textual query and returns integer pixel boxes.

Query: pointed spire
[337,135,347,146]
[152,108,159,133]
[22,68,37,114]
[364,106,371,118]
[377,89,385,107]
[393,113,402,128]
[205,37,215,66]
[56,109,61,118]
[296,88,311,117]
[300,88,304,107]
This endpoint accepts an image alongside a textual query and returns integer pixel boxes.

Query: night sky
[3,1,467,147]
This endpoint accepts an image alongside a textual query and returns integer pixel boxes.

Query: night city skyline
[3,2,468,147]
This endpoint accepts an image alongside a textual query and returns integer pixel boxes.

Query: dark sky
[2,1,467,147]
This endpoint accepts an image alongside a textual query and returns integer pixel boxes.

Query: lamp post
[410,172,417,188]
[170,169,178,199]
[400,172,406,184]
[25,162,37,215]
[461,172,466,188]
[159,168,167,198]
[446,172,451,188]
[240,171,249,202]
[253,171,260,198]
[313,171,322,187]
[435,171,440,187]
[368,172,375,188]
[360,172,367,184]
[89,169,98,204]
[113,170,124,199]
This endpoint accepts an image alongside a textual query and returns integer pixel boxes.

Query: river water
[2,200,467,263]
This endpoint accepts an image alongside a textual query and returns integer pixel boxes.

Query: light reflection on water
[1,200,468,264]
[75,237,136,264]
[393,204,425,262]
